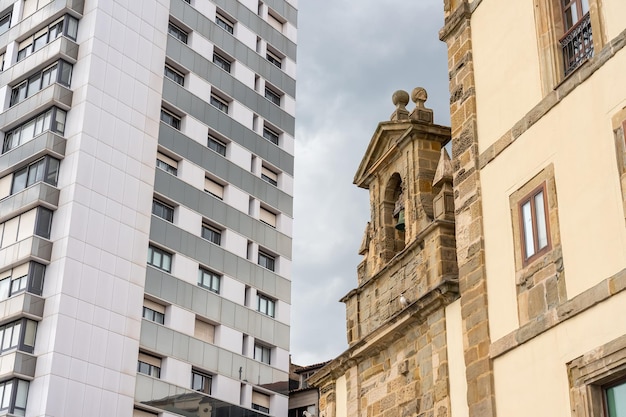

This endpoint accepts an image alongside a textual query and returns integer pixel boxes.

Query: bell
[395,209,405,231]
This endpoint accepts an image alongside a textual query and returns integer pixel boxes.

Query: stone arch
[381,173,405,261]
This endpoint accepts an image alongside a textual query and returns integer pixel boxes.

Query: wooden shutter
[157,152,178,169]
[252,391,270,408]
[138,352,161,367]
[194,319,215,343]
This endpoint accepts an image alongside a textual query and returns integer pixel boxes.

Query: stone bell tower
[309,88,459,417]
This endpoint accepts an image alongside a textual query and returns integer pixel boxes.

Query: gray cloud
[291,0,450,365]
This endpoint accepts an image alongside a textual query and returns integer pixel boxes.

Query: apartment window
[10,60,73,106]
[263,126,279,146]
[194,319,215,343]
[254,343,271,365]
[252,391,270,413]
[264,87,281,106]
[266,49,282,69]
[11,156,60,194]
[213,52,231,73]
[164,64,184,86]
[210,94,229,114]
[0,12,11,36]
[215,13,234,34]
[267,11,284,32]
[191,370,212,395]
[201,223,221,245]
[261,166,278,186]
[0,262,45,300]
[17,15,78,62]
[560,0,593,76]
[147,245,172,273]
[142,299,165,325]
[258,251,275,272]
[156,152,178,175]
[0,379,29,416]
[152,199,174,222]
[205,177,224,199]
[257,293,275,318]
[519,183,550,264]
[0,318,37,354]
[160,109,181,130]
[3,107,67,153]
[168,22,188,44]
[198,268,220,293]
[137,352,161,378]
[0,208,53,248]
[259,207,276,228]
[208,135,226,156]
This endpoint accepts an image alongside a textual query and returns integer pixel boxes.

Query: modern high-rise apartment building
[0,0,296,416]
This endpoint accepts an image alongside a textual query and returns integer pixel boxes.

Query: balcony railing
[560,12,594,76]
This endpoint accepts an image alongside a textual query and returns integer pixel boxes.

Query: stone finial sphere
[392,90,410,107]
[411,87,428,103]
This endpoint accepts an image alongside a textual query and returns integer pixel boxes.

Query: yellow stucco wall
[471,0,543,153]
[493,291,626,416]
[445,300,469,417]
[480,47,626,340]
[601,0,626,41]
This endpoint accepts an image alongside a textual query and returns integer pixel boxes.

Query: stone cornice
[309,278,459,388]
[439,1,471,42]
[490,266,626,358]
[340,219,456,303]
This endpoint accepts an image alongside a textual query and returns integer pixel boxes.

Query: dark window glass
[198,268,220,293]
[168,23,188,43]
[164,65,184,86]
[191,370,212,394]
[152,199,174,222]
[264,87,281,106]
[35,207,53,239]
[207,135,226,156]
[213,53,231,72]
[215,14,234,34]
[160,109,181,130]
[254,344,271,364]
[257,294,275,317]
[263,127,279,145]
[201,224,221,245]
[258,251,275,271]
[210,95,229,113]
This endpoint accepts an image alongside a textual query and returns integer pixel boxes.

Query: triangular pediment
[353,121,414,188]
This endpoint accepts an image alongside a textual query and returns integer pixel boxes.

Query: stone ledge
[310,279,459,387]
[479,28,626,170]
[490,267,626,358]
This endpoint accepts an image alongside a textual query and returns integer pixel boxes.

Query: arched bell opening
[381,173,406,261]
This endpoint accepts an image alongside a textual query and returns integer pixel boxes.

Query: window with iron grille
[560,0,593,76]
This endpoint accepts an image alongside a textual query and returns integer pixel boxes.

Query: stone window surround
[568,334,626,417]
[611,109,626,223]
[509,164,566,326]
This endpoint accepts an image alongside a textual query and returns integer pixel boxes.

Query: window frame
[137,352,161,378]
[201,223,222,245]
[147,245,172,273]
[261,166,278,186]
[264,86,281,106]
[3,107,66,154]
[17,15,78,62]
[210,93,229,114]
[168,22,188,44]
[207,134,227,156]
[11,155,60,195]
[213,52,231,73]
[191,369,213,395]
[164,64,185,86]
[254,343,271,365]
[266,49,282,69]
[156,152,178,175]
[152,199,174,223]
[258,250,275,272]
[215,13,234,34]
[10,60,73,107]
[263,126,280,146]
[518,182,551,266]
[160,108,181,130]
[198,267,220,294]
[257,293,275,318]
[0,378,29,416]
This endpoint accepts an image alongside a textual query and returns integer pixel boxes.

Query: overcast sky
[290,0,452,365]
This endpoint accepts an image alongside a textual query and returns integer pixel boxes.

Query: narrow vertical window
[519,183,550,263]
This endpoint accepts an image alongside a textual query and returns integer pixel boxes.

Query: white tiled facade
[0,0,295,415]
